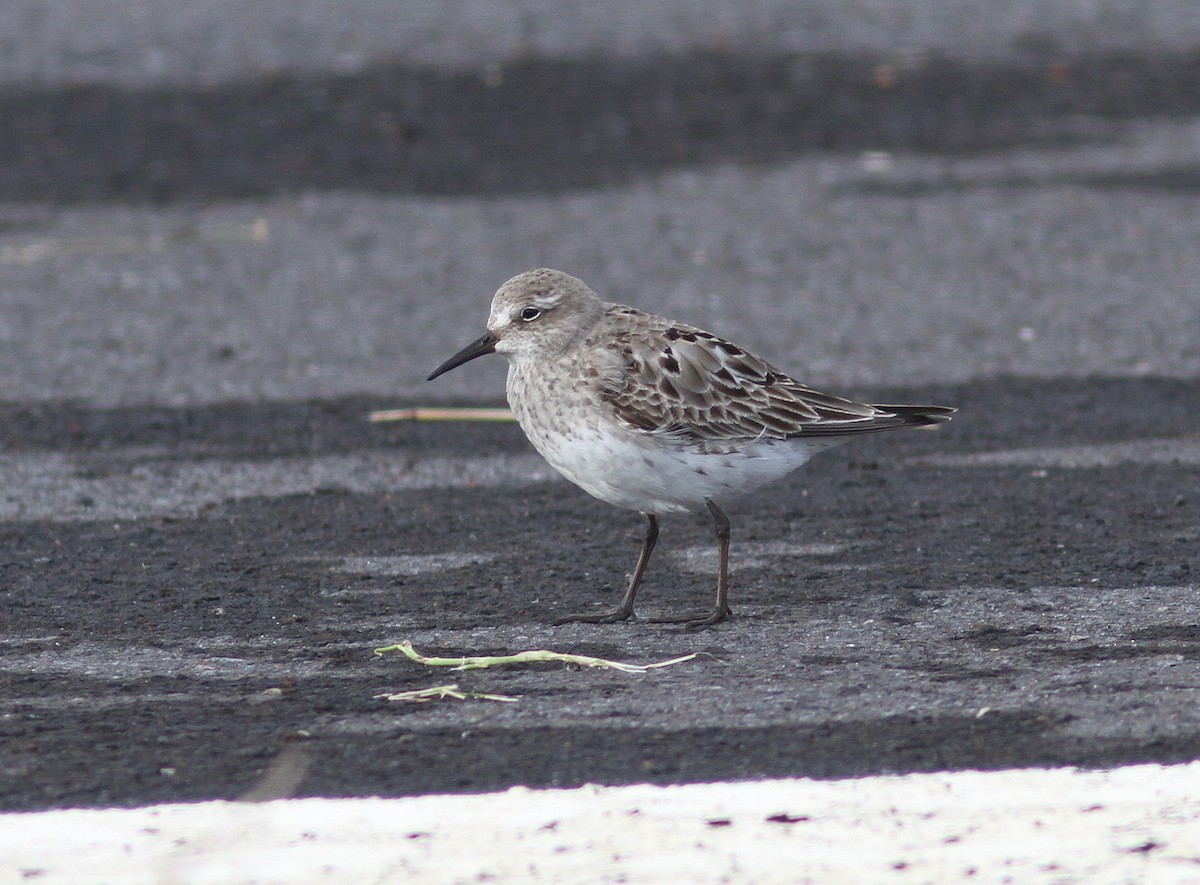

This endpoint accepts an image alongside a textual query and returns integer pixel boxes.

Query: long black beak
[427,330,499,380]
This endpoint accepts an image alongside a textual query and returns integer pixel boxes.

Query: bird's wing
[592,309,944,441]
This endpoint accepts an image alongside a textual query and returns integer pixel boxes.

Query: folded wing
[594,311,953,441]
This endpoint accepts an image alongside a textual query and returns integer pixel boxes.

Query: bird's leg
[552,513,658,625]
[649,498,733,629]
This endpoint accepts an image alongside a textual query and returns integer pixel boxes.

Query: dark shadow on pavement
[3,47,1200,203]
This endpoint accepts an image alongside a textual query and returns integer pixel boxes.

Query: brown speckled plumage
[588,306,948,441]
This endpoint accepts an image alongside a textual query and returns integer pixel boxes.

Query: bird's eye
[520,307,541,322]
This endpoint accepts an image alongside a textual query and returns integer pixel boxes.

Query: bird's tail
[874,404,957,429]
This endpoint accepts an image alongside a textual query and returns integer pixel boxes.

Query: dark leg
[553,513,658,625]
[649,498,733,629]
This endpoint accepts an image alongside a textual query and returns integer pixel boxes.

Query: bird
[428,268,954,627]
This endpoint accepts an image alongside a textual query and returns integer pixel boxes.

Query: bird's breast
[503,362,821,514]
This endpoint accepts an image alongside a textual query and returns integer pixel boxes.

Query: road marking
[1,764,1197,883]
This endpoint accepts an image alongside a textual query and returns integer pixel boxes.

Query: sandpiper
[429,268,954,627]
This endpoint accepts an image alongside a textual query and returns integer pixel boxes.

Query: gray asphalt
[7,0,1200,87]
[1,0,1199,814]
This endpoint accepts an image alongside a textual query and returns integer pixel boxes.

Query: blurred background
[2,0,1198,406]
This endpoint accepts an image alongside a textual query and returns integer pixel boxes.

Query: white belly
[507,365,834,514]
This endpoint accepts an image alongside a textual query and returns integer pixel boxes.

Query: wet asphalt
[1,2,1199,811]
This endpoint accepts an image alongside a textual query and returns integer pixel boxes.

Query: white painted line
[1,764,1196,884]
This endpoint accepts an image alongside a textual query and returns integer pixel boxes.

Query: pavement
[2,2,1200,882]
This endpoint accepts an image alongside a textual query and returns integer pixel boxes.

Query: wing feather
[590,307,951,441]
